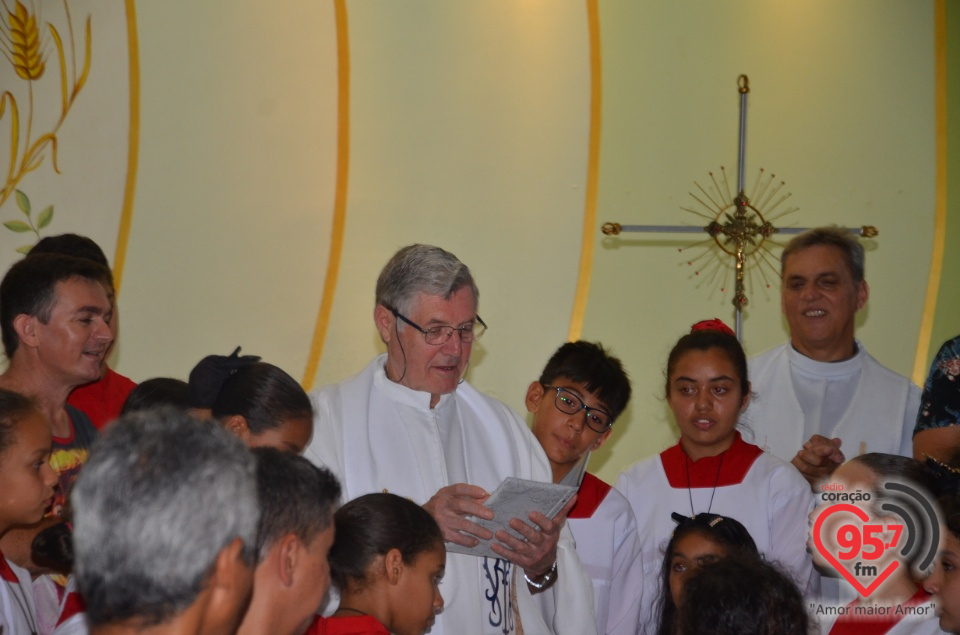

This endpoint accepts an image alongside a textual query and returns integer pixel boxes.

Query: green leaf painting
[37,205,53,228]
[3,190,56,251]
[3,220,31,232]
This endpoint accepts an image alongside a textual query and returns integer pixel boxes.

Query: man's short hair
[0,253,113,358]
[537,341,632,422]
[71,408,259,628]
[375,244,479,315]
[30,233,112,271]
[251,447,341,560]
[780,226,865,283]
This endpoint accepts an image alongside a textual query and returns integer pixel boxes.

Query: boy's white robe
[567,475,644,635]
[305,355,597,635]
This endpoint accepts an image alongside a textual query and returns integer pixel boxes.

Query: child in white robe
[616,319,816,634]
[0,389,58,634]
[526,341,643,635]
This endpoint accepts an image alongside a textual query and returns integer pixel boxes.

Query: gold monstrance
[601,75,877,339]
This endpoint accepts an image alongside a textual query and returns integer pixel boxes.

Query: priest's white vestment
[304,355,597,635]
[739,343,918,463]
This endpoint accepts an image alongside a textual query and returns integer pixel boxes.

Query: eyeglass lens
[553,388,611,432]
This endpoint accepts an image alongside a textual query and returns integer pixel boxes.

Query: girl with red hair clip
[615,319,817,634]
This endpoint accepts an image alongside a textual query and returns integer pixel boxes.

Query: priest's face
[781,244,868,362]
[376,287,477,407]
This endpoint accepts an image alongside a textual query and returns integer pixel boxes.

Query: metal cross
[601,75,876,339]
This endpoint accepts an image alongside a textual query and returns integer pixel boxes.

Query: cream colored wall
[1,1,944,484]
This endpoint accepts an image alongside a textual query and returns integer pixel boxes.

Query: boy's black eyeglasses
[388,307,487,345]
[543,385,613,433]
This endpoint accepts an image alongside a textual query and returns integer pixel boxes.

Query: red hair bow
[690,318,735,338]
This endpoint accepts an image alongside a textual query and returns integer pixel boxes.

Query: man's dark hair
[30,233,111,270]
[781,226,865,283]
[252,447,341,560]
[0,253,112,358]
[537,341,632,422]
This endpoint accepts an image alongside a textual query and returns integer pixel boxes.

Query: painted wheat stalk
[8,0,44,80]
[0,0,91,247]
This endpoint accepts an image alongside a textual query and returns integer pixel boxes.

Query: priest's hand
[424,483,494,547]
[490,494,576,592]
[792,435,844,488]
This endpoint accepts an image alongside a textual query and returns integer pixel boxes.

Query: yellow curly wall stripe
[112,0,140,294]
[567,0,602,342]
[302,0,350,390]
[913,0,947,384]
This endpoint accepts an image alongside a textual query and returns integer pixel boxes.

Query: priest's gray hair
[375,244,479,316]
[71,408,259,628]
[781,226,865,283]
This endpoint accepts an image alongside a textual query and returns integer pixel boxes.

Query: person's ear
[12,314,39,349]
[276,534,300,587]
[525,381,545,414]
[856,280,869,311]
[740,383,752,412]
[384,548,404,585]
[374,305,395,345]
[224,415,251,442]
[592,428,614,451]
[207,537,253,618]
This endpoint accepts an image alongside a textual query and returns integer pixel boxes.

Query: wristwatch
[524,561,558,591]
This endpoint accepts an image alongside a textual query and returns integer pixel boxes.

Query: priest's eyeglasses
[544,385,613,433]
[389,307,487,345]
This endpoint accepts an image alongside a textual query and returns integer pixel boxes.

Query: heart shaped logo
[812,503,899,597]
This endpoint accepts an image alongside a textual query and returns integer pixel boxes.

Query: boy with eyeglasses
[526,341,644,635]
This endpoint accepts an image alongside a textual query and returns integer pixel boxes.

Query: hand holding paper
[445,476,578,559]
[491,493,576,577]
[423,483,494,547]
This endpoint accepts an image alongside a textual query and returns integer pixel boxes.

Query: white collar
[372,354,456,411]
[787,340,864,378]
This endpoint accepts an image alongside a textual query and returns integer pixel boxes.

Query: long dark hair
[211,362,312,433]
[329,493,443,592]
[656,513,758,635]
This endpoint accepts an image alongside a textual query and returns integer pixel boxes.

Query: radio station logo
[811,480,940,597]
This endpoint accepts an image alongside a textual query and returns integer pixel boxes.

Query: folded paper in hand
[446,453,588,559]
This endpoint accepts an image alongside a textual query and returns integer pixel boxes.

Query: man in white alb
[738,227,919,486]
[304,244,596,635]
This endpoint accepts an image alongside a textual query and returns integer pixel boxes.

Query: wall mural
[0,0,90,254]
